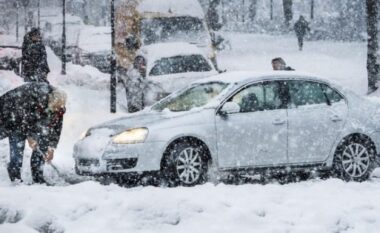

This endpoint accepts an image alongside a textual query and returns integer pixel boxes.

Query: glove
[45,147,54,162]
[27,137,38,150]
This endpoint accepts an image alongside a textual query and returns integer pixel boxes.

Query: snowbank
[1,179,380,233]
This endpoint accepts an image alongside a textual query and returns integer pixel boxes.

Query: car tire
[332,135,376,182]
[161,141,208,187]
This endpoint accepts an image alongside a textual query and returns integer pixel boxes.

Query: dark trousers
[7,134,46,183]
[297,35,304,50]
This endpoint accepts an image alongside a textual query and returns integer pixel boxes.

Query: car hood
[88,109,198,135]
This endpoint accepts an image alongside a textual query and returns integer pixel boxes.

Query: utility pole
[37,0,40,28]
[270,0,273,20]
[310,0,314,20]
[110,0,117,113]
[14,2,19,42]
[61,0,66,75]
[23,2,28,34]
[366,0,379,93]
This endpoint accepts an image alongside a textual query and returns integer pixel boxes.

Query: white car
[123,42,218,112]
[74,71,380,186]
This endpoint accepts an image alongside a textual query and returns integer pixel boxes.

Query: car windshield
[152,82,228,112]
[149,55,212,76]
[141,16,208,45]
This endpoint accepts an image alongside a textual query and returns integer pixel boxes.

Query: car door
[287,80,348,164]
[215,81,288,169]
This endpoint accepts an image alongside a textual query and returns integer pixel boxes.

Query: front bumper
[73,140,167,176]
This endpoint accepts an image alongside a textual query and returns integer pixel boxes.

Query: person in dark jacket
[271,57,295,71]
[0,83,66,183]
[294,16,310,51]
[21,27,50,83]
[206,0,222,32]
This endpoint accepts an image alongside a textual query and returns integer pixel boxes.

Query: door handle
[273,119,286,125]
[330,114,342,122]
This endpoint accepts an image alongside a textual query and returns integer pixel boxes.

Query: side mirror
[219,102,240,116]
[125,35,139,51]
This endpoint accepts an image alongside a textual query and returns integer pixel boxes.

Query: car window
[149,55,212,76]
[321,84,344,104]
[152,82,228,112]
[288,81,328,107]
[230,82,284,113]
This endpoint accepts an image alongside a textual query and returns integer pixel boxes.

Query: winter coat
[294,19,310,37]
[0,83,64,148]
[21,35,50,83]
[206,6,222,31]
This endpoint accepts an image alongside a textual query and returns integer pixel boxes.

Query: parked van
[115,0,216,74]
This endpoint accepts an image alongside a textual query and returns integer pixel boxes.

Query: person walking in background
[21,27,50,83]
[0,83,66,184]
[271,57,294,71]
[294,16,310,51]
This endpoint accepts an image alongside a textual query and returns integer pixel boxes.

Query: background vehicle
[121,42,218,112]
[74,72,380,186]
[115,0,216,73]
[73,26,111,73]
[0,46,22,75]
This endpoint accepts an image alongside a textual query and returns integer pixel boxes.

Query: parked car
[115,0,217,75]
[0,46,22,75]
[74,71,380,186]
[73,26,111,73]
[122,42,218,112]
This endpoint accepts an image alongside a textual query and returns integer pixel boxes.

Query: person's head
[271,57,287,70]
[29,28,41,42]
[133,56,147,77]
[299,15,305,21]
[48,87,67,112]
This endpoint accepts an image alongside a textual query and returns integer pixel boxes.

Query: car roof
[137,0,205,18]
[138,42,205,61]
[194,71,332,85]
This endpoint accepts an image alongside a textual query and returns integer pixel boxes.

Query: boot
[7,166,22,182]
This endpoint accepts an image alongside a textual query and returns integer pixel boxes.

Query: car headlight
[112,128,148,144]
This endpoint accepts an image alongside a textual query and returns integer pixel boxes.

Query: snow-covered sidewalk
[1,179,380,233]
[1,33,380,233]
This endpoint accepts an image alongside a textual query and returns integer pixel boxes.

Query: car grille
[106,158,138,170]
[77,159,100,167]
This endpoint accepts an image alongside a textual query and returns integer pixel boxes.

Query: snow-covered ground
[0,33,379,233]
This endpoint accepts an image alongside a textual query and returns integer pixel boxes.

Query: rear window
[149,55,212,76]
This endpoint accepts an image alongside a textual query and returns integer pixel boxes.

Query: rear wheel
[332,135,376,181]
[161,142,208,187]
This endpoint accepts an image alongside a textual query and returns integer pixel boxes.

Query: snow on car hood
[89,109,188,135]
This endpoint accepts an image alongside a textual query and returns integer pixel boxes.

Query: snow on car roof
[137,0,205,18]
[194,71,332,85]
[78,26,111,53]
[138,42,205,63]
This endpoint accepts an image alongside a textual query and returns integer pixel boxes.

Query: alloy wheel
[176,147,202,185]
[341,143,370,178]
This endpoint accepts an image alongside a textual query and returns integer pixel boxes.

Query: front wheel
[161,142,208,187]
[332,135,376,182]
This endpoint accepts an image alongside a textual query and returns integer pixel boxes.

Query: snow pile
[1,179,380,232]
[45,48,110,90]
